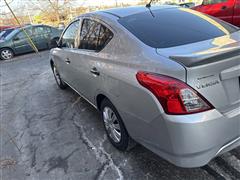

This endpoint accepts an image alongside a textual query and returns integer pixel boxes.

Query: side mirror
[202,0,209,5]
[50,38,61,48]
[13,37,20,41]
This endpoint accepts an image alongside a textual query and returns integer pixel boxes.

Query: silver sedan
[49,5,240,168]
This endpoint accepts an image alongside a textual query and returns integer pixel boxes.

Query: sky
[0,0,144,12]
[1,0,203,16]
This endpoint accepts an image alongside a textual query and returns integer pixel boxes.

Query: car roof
[24,24,45,28]
[3,27,17,31]
[99,5,178,18]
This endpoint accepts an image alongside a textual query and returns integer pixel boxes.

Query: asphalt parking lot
[0,51,240,180]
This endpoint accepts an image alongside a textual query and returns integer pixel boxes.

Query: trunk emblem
[196,80,220,90]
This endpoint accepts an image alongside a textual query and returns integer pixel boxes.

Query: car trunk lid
[157,32,240,112]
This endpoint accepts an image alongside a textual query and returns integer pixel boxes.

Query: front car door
[197,0,234,24]
[53,20,80,86]
[12,27,34,54]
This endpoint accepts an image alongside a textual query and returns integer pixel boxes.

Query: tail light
[136,71,214,115]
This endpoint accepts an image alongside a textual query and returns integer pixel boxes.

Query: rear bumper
[216,136,240,156]
[157,109,239,167]
[129,109,240,168]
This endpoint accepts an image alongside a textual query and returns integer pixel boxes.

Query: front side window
[15,28,32,39]
[33,26,45,35]
[0,29,14,40]
[79,19,113,51]
[61,20,80,48]
[15,31,25,39]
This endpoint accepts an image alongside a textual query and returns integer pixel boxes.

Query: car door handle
[90,67,100,76]
[65,58,71,64]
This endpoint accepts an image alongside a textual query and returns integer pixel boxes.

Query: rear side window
[79,19,113,51]
[118,8,238,48]
[98,24,114,51]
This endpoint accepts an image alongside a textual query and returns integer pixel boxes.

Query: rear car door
[195,0,234,24]
[32,26,49,50]
[54,20,80,86]
[69,18,114,103]
[12,28,34,54]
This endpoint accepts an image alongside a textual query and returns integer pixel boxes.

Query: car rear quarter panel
[92,21,186,148]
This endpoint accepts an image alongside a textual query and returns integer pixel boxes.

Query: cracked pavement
[0,51,240,180]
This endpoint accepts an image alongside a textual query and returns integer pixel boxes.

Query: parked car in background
[192,0,240,27]
[50,6,240,168]
[0,26,15,32]
[179,2,196,8]
[0,24,61,60]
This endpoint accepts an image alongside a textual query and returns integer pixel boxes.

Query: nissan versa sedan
[0,25,61,60]
[49,6,240,168]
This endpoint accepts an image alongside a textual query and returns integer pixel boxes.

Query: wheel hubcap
[103,107,121,143]
[1,50,13,60]
[53,66,61,85]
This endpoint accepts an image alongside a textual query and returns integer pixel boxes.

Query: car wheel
[100,98,135,151]
[52,64,67,89]
[0,48,14,60]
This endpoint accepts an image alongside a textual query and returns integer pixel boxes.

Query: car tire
[100,98,136,151]
[52,64,67,89]
[0,48,14,60]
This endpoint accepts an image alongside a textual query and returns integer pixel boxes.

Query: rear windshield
[118,8,239,48]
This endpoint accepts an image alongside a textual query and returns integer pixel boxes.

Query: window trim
[78,16,114,53]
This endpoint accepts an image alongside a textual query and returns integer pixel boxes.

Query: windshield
[0,31,5,38]
[0,28,16,40]
[118,8,239,48]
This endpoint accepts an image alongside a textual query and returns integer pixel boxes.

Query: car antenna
[146,0,155,17]
[146,0,153,8]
